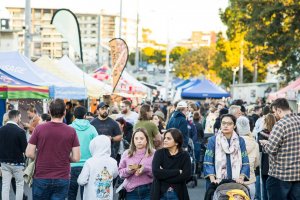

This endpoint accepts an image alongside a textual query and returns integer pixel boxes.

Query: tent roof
[268,77,300,100]
[56,55,112,98]
[0,52,86,99]
[181,79,230,99]
[93,67,149,94]
[178,79,201,90]
[175,79,190,89]
[0,69,49,99]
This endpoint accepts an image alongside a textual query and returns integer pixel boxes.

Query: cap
[236,116,251,136]
[177,101,188,108]
[154,111,165,120]
[97,102,109,109]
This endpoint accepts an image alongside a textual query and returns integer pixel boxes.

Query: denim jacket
[203,135,250,180]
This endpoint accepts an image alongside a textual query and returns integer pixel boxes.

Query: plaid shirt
[263,113,300,181]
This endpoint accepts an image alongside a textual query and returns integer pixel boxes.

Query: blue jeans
[255,175,261,200]
[32,178,69,200]
[160,189,178,200]
[266,176,300,200]
[68,167,84,200]
[126,184,151,200]
[261,175,268,200]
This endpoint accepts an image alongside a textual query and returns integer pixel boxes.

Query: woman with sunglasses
[203,114,250,189]
[118,128,155,200]
[151,128,191,200]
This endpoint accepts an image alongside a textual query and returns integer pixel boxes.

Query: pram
[186,138,198,188]
[205,180,251,200]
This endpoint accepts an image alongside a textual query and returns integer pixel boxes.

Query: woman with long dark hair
[115,117,133,163]
[134,104,161,149]
[151,128,191,200]
[118,128,155,200]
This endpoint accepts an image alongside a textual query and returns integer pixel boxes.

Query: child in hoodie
[78,135,118,200]
[236,116,260,200]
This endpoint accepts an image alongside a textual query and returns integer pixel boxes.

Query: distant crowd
[0,97,299,200]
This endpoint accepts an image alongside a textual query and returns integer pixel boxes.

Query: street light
[24,0,31,58]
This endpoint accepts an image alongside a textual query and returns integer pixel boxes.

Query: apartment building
[5,6,136,64]
[178,31,217,49]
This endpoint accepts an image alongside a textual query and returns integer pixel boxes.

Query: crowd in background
[0,96,299,200]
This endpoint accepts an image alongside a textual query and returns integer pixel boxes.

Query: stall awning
[181,79,230,99]
[0,69,49,99]
[0,52,86,99]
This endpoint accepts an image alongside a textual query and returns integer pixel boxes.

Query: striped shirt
[263,113,300,181]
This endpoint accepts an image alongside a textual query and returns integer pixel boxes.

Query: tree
[212,1,268,86]
[170,46,189,63]
[128,52,135,65]
[174,46,221,83]
[234,0,300,82]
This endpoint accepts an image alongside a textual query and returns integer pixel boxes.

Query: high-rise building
[0,7,18,51]
[5,6,137,65]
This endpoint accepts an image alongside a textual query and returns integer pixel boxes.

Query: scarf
[215,131,242,181]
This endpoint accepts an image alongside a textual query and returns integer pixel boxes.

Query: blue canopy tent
[181,79,230,99]
[174,79,190,89]
[0,52,87,99]
[173,79,201,101]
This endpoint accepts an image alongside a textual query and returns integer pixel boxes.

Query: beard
[100,112,108,118]
[121,109,128,114]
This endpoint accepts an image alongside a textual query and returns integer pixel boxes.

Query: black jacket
[258,129,270,175]
[0,123,27,163]
[166,111,189,148]
[151,148,191,200]
[122,122,133,149]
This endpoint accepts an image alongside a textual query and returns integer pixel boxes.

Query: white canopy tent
[35,56,112,98]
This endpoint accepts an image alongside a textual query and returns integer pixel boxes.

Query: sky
[1,0,228,43]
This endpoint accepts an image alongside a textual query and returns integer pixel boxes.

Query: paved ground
[9,178,206,200]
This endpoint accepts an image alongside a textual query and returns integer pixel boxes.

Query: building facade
[5,6,136,65]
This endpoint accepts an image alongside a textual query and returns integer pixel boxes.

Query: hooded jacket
[166,111,189,148]
[70,119,98,167]
[78,135,118,200]
[241,135,260,184]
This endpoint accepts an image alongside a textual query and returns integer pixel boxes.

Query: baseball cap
[97,102,109,109]
[177,101,188,108]
[154,111,165,120]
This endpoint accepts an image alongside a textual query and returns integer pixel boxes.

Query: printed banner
[109,38,129,94]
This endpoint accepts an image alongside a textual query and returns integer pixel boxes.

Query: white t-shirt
[116,111,139,125]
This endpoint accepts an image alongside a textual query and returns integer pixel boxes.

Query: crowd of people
[0,96,299,200]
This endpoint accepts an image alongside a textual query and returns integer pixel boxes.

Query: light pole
[119,0,123,38]
[232,66,239,85]
[24,0,31,58]
[165,43,170,100]
[238,39,244,83]
[135,0,139,69]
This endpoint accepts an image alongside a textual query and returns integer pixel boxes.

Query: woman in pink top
[118,127,155,200]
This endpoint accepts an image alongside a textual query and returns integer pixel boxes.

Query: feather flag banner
[109,38,129,94]
[51,9,83,62]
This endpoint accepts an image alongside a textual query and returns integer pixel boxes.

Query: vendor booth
[35,56,112,99]
[0,52,87,100]
[181,79,230,99]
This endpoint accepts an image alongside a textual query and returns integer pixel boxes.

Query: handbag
[23,158,35,187]
[116,181,127,200]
